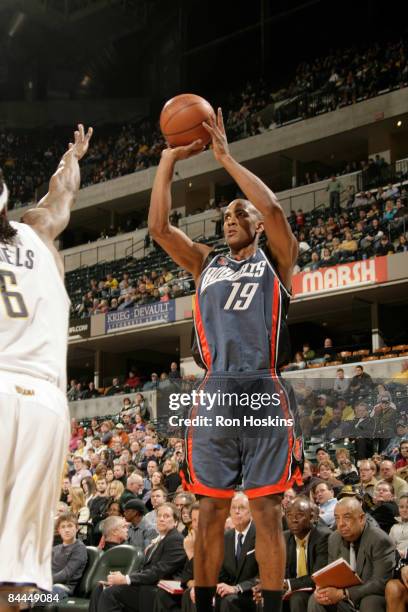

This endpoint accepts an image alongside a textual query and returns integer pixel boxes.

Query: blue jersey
[193,248,291,373]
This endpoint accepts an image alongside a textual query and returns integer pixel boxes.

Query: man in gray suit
[308,497,395,612]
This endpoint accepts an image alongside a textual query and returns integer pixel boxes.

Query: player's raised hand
[202,107,230,163]
[162,139,205,162]
[67,124,93,160]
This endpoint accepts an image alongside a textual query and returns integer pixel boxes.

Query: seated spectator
[143,372,159,390]
[335,452,360,486]
[358,460,378,508]
[302,343,316,362]
[120,473,145,509]
[389,494,408,557]
[379,460,408,500]
[106,479,125,502]
[375,234,395,256]
[339,230,358,254]
[313,482,337,528]
[333,368,348,396]
[342,402,375,460]
[67,487,90,542]
[348,365,373,400]
[89,503,186,612]
[309,497,395,612]
[124,370,141,391]
[283,496,331,611]
[396,440,408,470]
[104,377,123,396]
[123,498,158,550]
[286,352,306,371]
[316,461,344,497]
[369,481,399,534]
[52,512,88,600]
[396,233,408,252]
[81,381,100,399]
[145,486,168,531]
[295,461,321,497]
[162,458,182,497]
[134,392,150,421]
[169,361,181,380]
[99,515,129,550]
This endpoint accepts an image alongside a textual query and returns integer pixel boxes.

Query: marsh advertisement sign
[292,257,388,297]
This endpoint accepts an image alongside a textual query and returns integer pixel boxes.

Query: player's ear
[255,221,264,234]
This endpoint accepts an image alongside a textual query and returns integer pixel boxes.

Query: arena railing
[357,158,408,191]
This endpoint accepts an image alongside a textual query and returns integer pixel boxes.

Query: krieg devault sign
[105,300,176,333]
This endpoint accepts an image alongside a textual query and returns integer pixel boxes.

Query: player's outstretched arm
[148,143,212,283]
[23,124,93,241]
[203,109,298,288]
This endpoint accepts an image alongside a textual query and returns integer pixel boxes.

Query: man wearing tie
[308,498,395,612]
[283,497,331,612]
[180,494,258,612]
[215,493,258,611]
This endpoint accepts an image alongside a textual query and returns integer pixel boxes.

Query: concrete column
[371,302,384,351]
[94,350,102,388]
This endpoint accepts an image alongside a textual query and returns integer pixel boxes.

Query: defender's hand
[202,107,230,163]
[67,124,93,160]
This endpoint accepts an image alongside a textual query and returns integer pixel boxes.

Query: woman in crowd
[106,480,125,502]
[68,486,90,541]
[81,476,96,506]
[162,458,182,498]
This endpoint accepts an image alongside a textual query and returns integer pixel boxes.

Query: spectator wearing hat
[123,499,158,551]
[143,372,159,391]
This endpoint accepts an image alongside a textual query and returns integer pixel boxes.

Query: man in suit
[308,497,396,612]
[214,492,258,611]
[181,494,258,612]
[89,503,186,612]
[341,402,375,460]
[283,497,331,612]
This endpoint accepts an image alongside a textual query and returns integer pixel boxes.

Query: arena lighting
[8,12,26,38]
[397,120,402,127]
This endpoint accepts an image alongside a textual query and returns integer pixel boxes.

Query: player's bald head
[226,199,263,221]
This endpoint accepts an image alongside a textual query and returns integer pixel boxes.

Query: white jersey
[0,221,70,391]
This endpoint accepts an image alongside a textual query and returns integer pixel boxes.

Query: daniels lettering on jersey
[200,260,266,293]
[0,245,35,269]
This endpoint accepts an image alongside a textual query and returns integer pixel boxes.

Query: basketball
[160,93,215,147]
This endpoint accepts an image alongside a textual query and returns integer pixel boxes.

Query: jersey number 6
[0,269,29,318]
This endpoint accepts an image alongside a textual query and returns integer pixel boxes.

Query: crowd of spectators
[289,182,408,274]
[2,35,407,211]
[71,266,193,319]
[53,393,408,611]
[226,35,408,137]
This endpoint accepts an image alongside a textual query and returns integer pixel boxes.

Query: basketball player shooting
[149,108,303,612]
[0,124,92,610]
